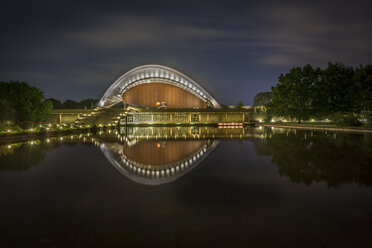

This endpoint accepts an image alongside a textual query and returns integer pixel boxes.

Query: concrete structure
[122,109,255,125]
[46,109,92,124]
[98,65,220,109]
[47,108,261,125]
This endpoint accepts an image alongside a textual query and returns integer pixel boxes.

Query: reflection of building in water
[100,138,219,185]
[123,140,208,166]
[120,126,263,141]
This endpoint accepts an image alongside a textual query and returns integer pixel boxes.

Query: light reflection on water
[1,126,371,187]
[0,127,372,247]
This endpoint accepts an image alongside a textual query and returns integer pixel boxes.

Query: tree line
[0,81,53,123]
[46,98,99,109]
[255,63,372,125]
[0,81,101,123]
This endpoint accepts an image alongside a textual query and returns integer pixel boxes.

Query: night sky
[1,0,372,105]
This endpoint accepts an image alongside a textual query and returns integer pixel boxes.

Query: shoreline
[0,127,116,143]
[260,123,372,134]
[1,122,371,143]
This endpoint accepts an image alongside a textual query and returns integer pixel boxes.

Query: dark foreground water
[0,127,372,247]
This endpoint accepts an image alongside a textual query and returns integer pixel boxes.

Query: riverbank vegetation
[259,63,372,126]
[46,98,99,109]
[0,81,53,124]
[0,81,108,134]
[0,122,116,139]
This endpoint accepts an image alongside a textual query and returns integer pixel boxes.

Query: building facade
[98,65,220,109]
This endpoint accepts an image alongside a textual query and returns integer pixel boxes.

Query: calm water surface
[0,127,372,247]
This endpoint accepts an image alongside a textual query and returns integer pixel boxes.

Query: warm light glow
[7,129,11,132]
[98,65,220,108]
[156,143,161,148]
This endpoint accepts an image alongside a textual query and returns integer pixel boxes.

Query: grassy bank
[260,122,372,133]
[0,123,116,142]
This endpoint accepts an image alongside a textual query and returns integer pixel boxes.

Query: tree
[0,99,16,121]
[236,101,244,109]
[46,98,63,109]
[313,63,355,118]
[353,65,372,117]
[62,99,80,109]
[266,64,321,122]
[36,100,53,120]
[260,62,372,124]
[47,98,99,109]
[253,92,272,106]
[0,81,53,122]
[80,99,98,109]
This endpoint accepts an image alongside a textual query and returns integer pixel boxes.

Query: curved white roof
[98,64,220,108]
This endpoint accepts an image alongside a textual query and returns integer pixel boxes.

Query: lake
[0,127,371,247]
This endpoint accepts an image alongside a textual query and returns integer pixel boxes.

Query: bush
[12,125,23,132]
[329,112,344,123]
[19,121,36,129]
[90,124,99,133]
[341,115,363,126]
[264,115,273,122]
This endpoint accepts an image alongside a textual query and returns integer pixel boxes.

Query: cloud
[244,2,372,66]
[1,0,372,102]
[65,15,229,50]
[3,2,372,67]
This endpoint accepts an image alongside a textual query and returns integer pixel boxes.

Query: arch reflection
[100,134,219,185]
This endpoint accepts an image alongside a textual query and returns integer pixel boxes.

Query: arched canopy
[98,65,220,108]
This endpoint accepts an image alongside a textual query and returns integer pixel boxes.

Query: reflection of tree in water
[254,129,372,187]
[0,141,84,172]
[0,143,50,172]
